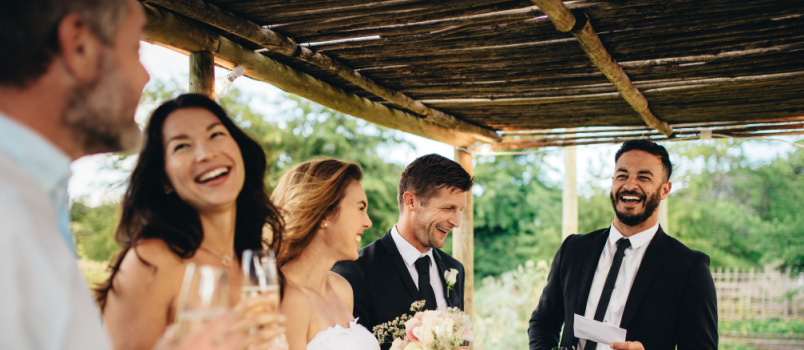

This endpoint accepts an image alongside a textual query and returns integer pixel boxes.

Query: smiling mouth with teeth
[196,167,230,183]
[436,226,449,234]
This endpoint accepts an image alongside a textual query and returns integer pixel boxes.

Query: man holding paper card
[528,140,718,350]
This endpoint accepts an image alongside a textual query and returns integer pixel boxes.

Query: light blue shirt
[0,112,74,254]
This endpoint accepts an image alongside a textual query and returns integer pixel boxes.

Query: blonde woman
[270,159,379,350]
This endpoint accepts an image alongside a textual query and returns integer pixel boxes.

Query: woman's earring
[323,222,328,228]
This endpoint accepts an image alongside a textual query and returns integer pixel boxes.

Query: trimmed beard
[62,50,141,156]
[610,188,662,227]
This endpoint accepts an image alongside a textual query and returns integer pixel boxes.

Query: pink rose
[405,325,417,341]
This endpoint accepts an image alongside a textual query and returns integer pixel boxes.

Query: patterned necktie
[586,238,631,350]
[414,256,438,310]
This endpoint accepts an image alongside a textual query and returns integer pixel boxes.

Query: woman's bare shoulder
[113,238,187,292]
[327,271,354,311]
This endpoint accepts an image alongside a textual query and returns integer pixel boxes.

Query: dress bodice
[307,319,379,350]
[269,319,380,350]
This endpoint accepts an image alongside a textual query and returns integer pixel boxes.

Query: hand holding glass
[174,263,230,341]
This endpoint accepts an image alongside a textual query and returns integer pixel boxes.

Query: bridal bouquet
[373,301,473,350]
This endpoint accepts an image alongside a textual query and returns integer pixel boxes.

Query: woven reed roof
[141,0,804,149]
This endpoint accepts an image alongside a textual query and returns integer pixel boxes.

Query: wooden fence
[712,266,804,320]
[712,266,804,350]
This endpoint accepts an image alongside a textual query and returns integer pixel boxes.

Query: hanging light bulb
[476,144,493,156]
[214,65,245,99]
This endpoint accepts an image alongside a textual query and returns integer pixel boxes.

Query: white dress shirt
[579,222,659,350]
[390,225,447,309]
[0,112,111,350]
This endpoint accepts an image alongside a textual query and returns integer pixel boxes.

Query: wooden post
[562,144,578,239]
[190,50,215,97]
[453,148,474,324]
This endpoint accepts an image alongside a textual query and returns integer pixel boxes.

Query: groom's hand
[610,341,644,350]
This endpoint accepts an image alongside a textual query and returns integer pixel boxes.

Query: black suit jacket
[332,231,465,339]
[528,227,718,350]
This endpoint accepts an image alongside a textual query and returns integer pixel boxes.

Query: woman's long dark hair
[95,94,284,310]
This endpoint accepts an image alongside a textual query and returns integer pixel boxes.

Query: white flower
[444,268,459,297]
[402,341,423,350]
[390,338,405,350]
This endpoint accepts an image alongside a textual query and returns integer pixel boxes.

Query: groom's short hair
[615,139,673,181]
[398,154,473,211]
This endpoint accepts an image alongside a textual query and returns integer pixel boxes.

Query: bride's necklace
[200,243,233,267]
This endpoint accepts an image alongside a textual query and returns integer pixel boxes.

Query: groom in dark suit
[529,140,718,350]
[333,154,471,347]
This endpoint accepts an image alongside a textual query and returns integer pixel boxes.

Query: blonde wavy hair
[271,158,363,268]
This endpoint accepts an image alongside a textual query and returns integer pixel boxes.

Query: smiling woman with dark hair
[96,94,286,350]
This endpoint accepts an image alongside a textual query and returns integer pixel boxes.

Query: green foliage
[718,343,757,350]
[71,201,120,262]
[473,260,550,350]
[720,318,804,335]
[472,154,563,279]
[234,94,412,245]
[666,140,804,272]
[78,258,111,287]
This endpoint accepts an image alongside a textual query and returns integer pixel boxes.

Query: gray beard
[62,52,141,156]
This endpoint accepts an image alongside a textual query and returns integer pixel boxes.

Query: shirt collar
[0,112,72,192]
[391,225,434,267]
[608,221,659,250]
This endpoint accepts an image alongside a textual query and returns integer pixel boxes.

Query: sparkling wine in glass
[174,263,230,341]
[241,249,280,306]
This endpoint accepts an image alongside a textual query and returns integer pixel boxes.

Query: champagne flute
[241,249,280,307]
[174,263,230,341]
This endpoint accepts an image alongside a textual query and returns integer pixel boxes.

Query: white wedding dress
[269,319,380,350]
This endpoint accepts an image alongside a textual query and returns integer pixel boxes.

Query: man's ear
[57,13,102,82]
[402,192,416,212]
[660,181,672,200]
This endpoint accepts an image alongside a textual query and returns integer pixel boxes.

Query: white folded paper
[573,313,627,347]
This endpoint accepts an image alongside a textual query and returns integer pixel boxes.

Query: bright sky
[67,42,799,206]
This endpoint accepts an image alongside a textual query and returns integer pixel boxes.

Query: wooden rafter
[143,0,501,143]
[501,116,804,137]
[492,121,804,149]
[141,4,486,147]
[531,0,674,137]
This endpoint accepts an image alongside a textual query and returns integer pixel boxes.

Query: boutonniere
[444,268,459,297]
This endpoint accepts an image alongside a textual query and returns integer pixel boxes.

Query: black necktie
[586,238,631,350]
[414,256,438,310]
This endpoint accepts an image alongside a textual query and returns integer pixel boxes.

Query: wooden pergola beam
[500,121,804,143]
[490,122,804,149]
[141,3,484,147]
[502,116,804,137]
[421,71,804,107]
[144,0,501,143]
[531,0,674,137]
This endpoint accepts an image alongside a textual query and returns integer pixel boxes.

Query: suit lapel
[619,227,669,328]
[576,228,609,315]
[432,251,457,307]
[379,231,420,300]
